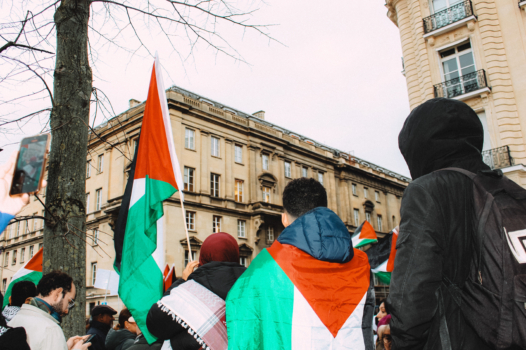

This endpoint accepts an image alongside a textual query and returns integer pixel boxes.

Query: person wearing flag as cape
[226,177,375,349]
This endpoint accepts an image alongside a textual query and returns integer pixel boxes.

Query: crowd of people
[0,98,525,349]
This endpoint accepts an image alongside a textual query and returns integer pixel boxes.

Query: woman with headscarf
[146,232,246,350]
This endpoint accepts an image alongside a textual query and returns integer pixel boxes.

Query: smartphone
[84,334,96,344]
[10,134,50,195]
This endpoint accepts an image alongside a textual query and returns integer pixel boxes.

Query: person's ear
[24,297,32,304]
[51,287,63,302]
[282,213,290,228]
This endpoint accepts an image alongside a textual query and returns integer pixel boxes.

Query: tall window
[184,167,195,192]
[12,250,17,265]
[97,154,104,173]
[86,160,91,178]
[235,180,244,202]
[32,213,38,231]
[38,243,43,250]
[15,222,20,237]
[211,137,220,157]
[24,221,29,235]
[377,215,383,231]
[186,212,196,231]
[284,162,291,178]
[235,145,243,163]
[267,227,275,242]
[20,248,25,263]
[86,193,90,213]
[352,184,357,196]
[240,257,247,267]
[302,167,308,178]
[29,245,34,259]
[366,212,371,223]
[210,174,220,197]
[91,262,97,285]
[375,191,380,202]
[364,187,369,198]
[354,209,360,226]
[95,189,102,211]
[185,251,197,267]
[263,187,271,203]
[440,42,476,98]
[262,154,269,171]
[2,279,6,293]
[93,229,99,245]
[185,128,195,150]
[318,172,324,185]
[238,220,246,238]
[213,216,222,233]
[4,253,8,267]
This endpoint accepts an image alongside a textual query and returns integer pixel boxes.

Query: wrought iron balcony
[434,69,488,99]
[423,0,474,34]
[482,146,513,170]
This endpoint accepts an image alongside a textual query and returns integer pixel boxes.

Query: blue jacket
[0,212,14,235]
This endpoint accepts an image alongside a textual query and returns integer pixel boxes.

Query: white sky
[1,0,411,177]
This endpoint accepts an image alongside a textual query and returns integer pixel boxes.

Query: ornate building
[0,86,409,313]
[385,0,526,185]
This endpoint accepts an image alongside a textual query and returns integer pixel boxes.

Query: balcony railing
[482,146,513,170]
[423,0,474,34]
[434,69,488,99]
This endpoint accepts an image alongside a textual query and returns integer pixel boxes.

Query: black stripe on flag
[365,234,392,270]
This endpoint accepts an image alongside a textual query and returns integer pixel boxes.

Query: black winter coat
[387,98,494,350]
[88,320,112,350]
[146,261,246,350]
[105,328,136,350]
[127,334,163,350]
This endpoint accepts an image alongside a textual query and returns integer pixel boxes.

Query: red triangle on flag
[386,227,399,272]
[359,221,377,240]
[25,247,43,272]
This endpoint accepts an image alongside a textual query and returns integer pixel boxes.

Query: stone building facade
[385,0,526,184]
[0,86,409,313]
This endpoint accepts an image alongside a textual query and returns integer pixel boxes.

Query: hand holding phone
[84,334,96,344]
[10,134,50,196]
[0,152,30,216]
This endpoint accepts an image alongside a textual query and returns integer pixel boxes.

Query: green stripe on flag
[119,176,176,343]
[374,271,391,285]
[354,238,378,248]
[2,271,42,309]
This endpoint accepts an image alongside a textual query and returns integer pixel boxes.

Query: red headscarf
[199,232,240,266]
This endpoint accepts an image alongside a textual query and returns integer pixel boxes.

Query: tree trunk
[44,0,92,338]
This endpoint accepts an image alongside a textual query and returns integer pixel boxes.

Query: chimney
[129,99,140,108]
[253,110,265,120]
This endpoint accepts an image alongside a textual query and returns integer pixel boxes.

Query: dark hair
[282,178,327,218]
[118,308,132,328]
[37,270,74,297]
[11,281,37,307]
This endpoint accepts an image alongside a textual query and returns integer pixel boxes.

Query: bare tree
[0,0,275,337]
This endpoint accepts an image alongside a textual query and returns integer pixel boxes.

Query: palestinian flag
[163,264,176,292]
[352,221,378,248]
[114,56,184,343]
[366,227,398,285]
[227,242,372,349]
[3,248,42,309]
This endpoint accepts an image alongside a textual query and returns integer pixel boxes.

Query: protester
[128,317,163,350]
[147,231,246,350]
[87,305,117,350]
[0,290,30,350]
[376,300,387,325]
[2,280,37,322]
[381,325,392,350]
[8,270,91,350]
[106,308,136,350]
[0,152,31,234]
[387,98,494,349]
[226,178,375,349]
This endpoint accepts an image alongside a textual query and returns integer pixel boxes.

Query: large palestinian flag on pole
[365,227,398,285]
[352,221,378,248]
[114,56,184,343]
[3,247,42,309]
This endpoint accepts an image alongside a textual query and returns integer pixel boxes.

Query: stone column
[225,139,233,200]
[248,146,259,203]
[200,131,209,195]
[340,177,350,224]
[327,169,338,212]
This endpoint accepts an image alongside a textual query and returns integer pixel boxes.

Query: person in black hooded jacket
[146,232,246,350]
[386,98,494,350]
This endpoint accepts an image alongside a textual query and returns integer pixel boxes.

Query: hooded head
[399,98,488,180]
[199,232,240,266]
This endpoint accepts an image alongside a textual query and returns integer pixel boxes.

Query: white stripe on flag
[371,260,388,274]
[129,178,145,209]
[153,217,164,270]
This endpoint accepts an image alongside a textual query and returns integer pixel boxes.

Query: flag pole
[179,195,193,262]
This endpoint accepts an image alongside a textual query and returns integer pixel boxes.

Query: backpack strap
[434,167,477,180]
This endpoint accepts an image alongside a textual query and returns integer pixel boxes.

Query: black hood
[399,98,490,180]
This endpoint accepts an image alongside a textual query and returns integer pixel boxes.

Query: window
[213,216,222,233]
[267,227,275,242]
[86,193,90,213]
[240,257,247,267]
[235,180,244,202]
[4,253,8,267]
[377,215,383,231]
[284,162,291,178]
[364,187,369,198]
[238,220,246,238]
[185,128,195,150]
[93,229,99,245]
[91,262,97,286]
[184,167,195,192]
[15,222,20,237]
[29,245,34,258]
[86,160,91,178]
[432,0,463,13]
[318,172,324,185]
[440,42,477,98]
[354,209,360,227]
[95,189,102,211]
[262,154,269,171]
[366,212,371,223]
[12,250,17,265]
[20,248,25,263]
[38,243,43,250]
[32,213,38,231]
[210,174,220,197]
[2,279,6,293]
[185,251,197,267]
[375,191,380,202]
[97,154,104,173]
[24,221,29,235]
[263,187,271,203]
[235,145,243,163]
[211,137,220,157]
[352,184,357,196]
[186,212,196,231]
[302,167,308,178]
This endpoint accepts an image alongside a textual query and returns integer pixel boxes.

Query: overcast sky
[1,0,411,177]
